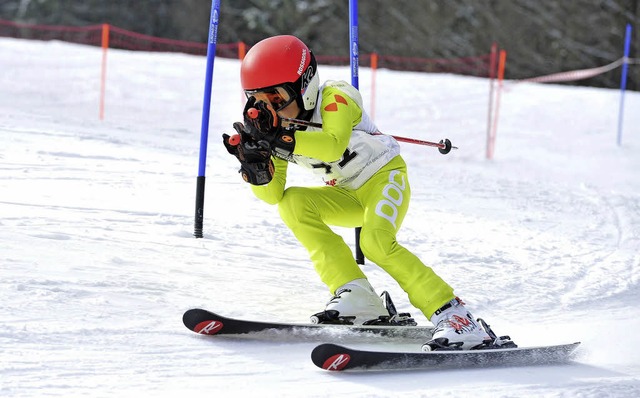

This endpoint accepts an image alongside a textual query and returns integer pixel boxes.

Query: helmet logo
[297,49,307,76]
[300,65,314,94]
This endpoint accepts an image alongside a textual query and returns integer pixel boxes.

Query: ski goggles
[245,85,296,112]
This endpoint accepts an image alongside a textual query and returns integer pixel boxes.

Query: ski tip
[182,308,198,329]
[182,308,225,334]
[311,344,353,371]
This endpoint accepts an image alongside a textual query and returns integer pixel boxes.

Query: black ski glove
[223,122,274,185]
[243,97,296,157]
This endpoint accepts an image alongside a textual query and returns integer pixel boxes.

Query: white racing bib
[277,81,400,190]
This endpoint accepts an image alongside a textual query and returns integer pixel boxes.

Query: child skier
[223,35,491,350]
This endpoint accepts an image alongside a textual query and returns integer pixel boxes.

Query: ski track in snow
[1,38,640,397]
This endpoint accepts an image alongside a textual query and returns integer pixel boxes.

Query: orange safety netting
[0,18,493,77]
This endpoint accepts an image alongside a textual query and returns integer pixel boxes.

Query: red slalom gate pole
[99,23,109,121]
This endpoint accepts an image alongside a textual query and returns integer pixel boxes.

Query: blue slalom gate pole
[617,23,632,147]
[194,0,221,238]
[349,0,365,264]
[349,0,359,90]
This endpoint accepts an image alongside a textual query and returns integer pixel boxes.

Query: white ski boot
[310,278,389,325]
[422,297,492,351]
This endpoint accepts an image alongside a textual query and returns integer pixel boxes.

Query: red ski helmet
[241,35,319,111]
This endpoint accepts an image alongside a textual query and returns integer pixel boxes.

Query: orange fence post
[238,41,246,60]
[370,52,378,121]
[99,23,109,120]
[488,49,507,159]
[485,43,498,159]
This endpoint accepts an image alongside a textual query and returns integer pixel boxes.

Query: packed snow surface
[1,38,639,397]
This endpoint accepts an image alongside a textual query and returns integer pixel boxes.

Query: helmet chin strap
[296,107,313,124]
[296,87,319,122]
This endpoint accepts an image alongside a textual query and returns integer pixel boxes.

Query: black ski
[311,342,581,371]
[182,308,433,340]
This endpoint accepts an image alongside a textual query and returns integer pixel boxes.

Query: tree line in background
[1,0,638,90]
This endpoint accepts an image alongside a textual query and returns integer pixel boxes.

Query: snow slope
[1,38,640,397]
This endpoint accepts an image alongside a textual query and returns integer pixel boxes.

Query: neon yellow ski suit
[251,81,455,319]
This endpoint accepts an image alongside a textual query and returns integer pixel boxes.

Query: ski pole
[280,116,457,155]
[247,108,458,155]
